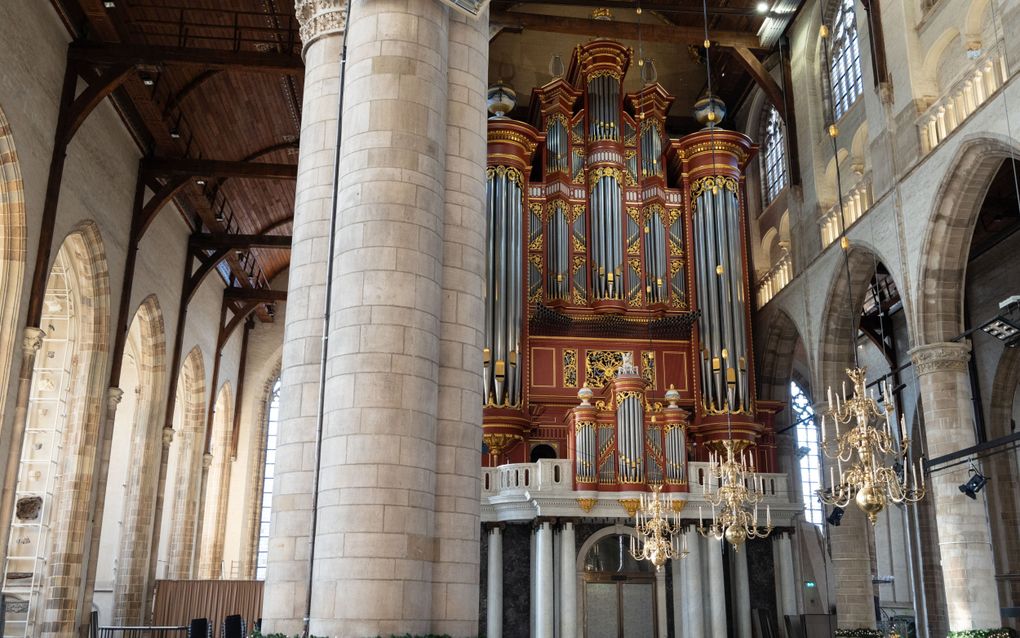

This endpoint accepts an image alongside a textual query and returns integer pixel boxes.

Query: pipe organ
[482,40,780,494]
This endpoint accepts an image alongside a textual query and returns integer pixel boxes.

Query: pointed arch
[110,295,167,624]
[244,361,281,580]
[817,245,882,390]
[198,382,233,578]
[916,135,1020,344]
[162,346,206,580]
[0,105,27,427]
[756,307,807,402]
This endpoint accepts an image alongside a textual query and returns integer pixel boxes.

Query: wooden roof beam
[143,157,297,180]
[190,233,293,250]
[69,42,304,75]
[224,288,288,303]
[492,9,765,50]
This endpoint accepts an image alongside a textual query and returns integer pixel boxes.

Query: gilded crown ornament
[817,367,925,524]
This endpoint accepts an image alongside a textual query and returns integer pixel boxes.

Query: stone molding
[295,0,347,56]
[909,341,971,376]
[22,326,44,354]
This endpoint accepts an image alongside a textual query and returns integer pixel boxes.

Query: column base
[945,630,1018,638]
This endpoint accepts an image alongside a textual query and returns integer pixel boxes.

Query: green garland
[946,629,1017,638]
[833,630,882,638]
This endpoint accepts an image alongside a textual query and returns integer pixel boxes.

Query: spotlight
[103,1,115,7]
[959,472,987,499]
[195,179,206,186]
[141,76,155,87]
[756,1,770,13]
[826,506,844,526]
[169,129,181,139]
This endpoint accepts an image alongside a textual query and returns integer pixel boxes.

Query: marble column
[681,529,705,637]
[261,0,345,632]
[656,568,668,638]
[431,5,488,634]
[487,526,503,638]
[776,533,798,634]
[530,529,537,638]
[535,522,555,638]
[560,522,577,638]
[707,538,727,638]
[911,341,1002,631]
[671,550,685,638]
[732,546,752,638]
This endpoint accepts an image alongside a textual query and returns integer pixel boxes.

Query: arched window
[255,378,281,580]
[760,105,787,205]
[829,0,863,119]
[790,381,823,525]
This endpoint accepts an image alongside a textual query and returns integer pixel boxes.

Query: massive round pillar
[911,342,1002,632]
[261,1,345,633]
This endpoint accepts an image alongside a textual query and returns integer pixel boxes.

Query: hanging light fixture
[816,369,925,523]
[697,437,773,548]
[630,484,688,569]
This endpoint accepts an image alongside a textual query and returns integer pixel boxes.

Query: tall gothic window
[829,0,863,119]
[256,378,281,580]
[761,105,787,205]
[791,381,823,525]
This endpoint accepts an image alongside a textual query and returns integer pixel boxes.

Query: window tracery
[791,381,822,525]
[829,0,863,119]
[761,105,788,206]
[255,377,281,580]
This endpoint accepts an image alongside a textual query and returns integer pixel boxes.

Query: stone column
[310,0,454,633]
[671,547,685,638]
[430,5,488,634]
[487,526,503,638]
[656,568,668,638]
[911,341,1002,631]
[682,529,705,637]
[560,522,577,638]
[261,0,345,633]
[0,327,44,569]
[707,538,727,638]
[535,522,555,638]
[732,546,752,638]
[775,533,798,635]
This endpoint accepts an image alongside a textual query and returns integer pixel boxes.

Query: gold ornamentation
[486,165,525,187]
[641,351,656,388]
[589,166,623,183]
[563,349,578,387]
[578,498,598,512]
[670,499,687,514]
[587,68,622,81]
[619,498,641,518]
[616,390,642,404]
[529,234,544,251]
[573,235,586,253]
[674,140,749,162]
[585,350,626,388]
[691,175,738,199]
[484,432,522,457]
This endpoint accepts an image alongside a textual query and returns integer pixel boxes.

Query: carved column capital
[909,341,971,376]
[22,327,45,354]
[106,387,125,409]
[295,0,347,57]
[162,426,175,448]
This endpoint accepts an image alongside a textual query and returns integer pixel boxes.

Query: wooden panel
[531,346,557,388]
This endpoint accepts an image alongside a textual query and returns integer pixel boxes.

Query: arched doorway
[530,443,557,462]
[580,531,657,638]
[1,224,110,637]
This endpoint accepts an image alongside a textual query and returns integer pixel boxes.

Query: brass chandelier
[629,484,688,570]
[817,367,925,524]
[698,438,773,548]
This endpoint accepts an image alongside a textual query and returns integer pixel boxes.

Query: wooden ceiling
[51,0,802,300]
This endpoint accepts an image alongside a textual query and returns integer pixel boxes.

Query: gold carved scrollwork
[589,166,623,183]
[487,165,525,187]
[668,208,682,226]
[675,140,749,162]
[587,69,623,81]
[618,498,641,517]
[573,236,586,253]
[616,390,642,404]
[690,175,738,200]
[529,234,544,251]
[571,204,585,222]
[585,350,626,388]
[641,351,656,388]
[564,349,578,388]
[577,498,598,512]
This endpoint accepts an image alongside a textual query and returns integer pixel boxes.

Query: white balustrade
[918,52,1008,154]
[819,176,872,248]
[481,459,572,496]
[756,249,793,308]
[687,461,790,503]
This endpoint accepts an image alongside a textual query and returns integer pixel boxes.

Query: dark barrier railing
[95,624,190,638]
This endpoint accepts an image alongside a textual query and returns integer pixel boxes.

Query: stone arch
[756,307,807,403]
[198,382,232,578]
[110,295,167,624]
[241,360,281,579]
[162,346,206,579]
[985,347,1020,618]
[921,27,961,93]
[0,105,27,426]
[18,221,111,636]
[916,135,1020,344]
[964,0,991,45]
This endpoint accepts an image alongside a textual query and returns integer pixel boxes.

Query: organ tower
[482,39,780,495]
